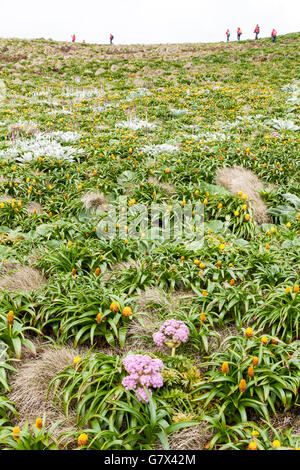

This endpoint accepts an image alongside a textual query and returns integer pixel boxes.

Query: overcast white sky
[0,0,299,44]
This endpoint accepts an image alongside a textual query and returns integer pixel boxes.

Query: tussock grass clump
[0,264,47,293]
[216,165,270,224]
[156,422,212,450]
[8,122,39,138]
[8,346,79,439]
[148,176,176,196]
[81,191,109,210]
[26,201,43,214]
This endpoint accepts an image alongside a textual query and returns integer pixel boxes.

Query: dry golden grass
[81,191,109,210]
[216,165,270,224]
[8,122,39,138]
[148,176,176,196]
[26,201,43,214]
[0,264,47,293]
[8,345,80,443]
[156,421,212,450]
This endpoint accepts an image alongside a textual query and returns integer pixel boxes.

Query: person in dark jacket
[110,33,114,45]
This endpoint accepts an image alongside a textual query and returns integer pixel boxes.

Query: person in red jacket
[71,34,76,43]
[226,29,230,42]
[271,28,277,43]
[254,24,260,40]
[110,33,114,45]
[237,28,242,41]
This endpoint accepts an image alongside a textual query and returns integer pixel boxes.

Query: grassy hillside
[0,32,299,450]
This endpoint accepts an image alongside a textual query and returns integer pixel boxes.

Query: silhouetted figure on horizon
[271,28,277,43]
[110,33,114,45]
[226,29,230,42]
[254,24,260,40]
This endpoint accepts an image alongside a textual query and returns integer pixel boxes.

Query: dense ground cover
[0,33,299,450]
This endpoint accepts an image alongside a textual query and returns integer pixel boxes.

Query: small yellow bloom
[245,327,253,339]
[35,418,43,430]
[272,440,281,448]
[239,379,247,393]
[222,362,229,375]
[248,441,258,450]
[252,356,259,367]
[7,310,14,326]
[110,301,119,312]
[261,336,268,345]
[78,433,88,447]
[96,313,102,324]
[122,306,133,317]
[12,426,20,441]
[73,356,82,367]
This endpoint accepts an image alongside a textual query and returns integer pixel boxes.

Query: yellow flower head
[248,441,258,450]
[78,433,88,447]
[272,440,281,448]
[122,306,133,317]
[35,418,43,430]
[239,379,247,393]
[13,426,20,440]
[7,310,14,326]
[96,313,102,324]
[261,336,268,345]
[252,356,259,367]
[110,301,119,312]
[222,362,229,375]
[73,356,82,367]
[245,327,253,339]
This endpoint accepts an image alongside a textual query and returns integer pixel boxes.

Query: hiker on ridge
[226,29,230,42]
[254,24,260,40]
[271,28,277,43]
[237,27,242,41]
[71,34,76,43]
[110,33,114,45]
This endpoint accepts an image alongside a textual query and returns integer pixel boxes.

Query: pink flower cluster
[122,354,164,403]
[153,319,189,349]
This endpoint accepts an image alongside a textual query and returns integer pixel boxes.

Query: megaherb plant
[192,331,299,422]
[48,352,197,449]
[0,419,59,450]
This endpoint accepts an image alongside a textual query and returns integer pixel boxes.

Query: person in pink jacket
[271,29,277,43]
[226,29,230,42]
[254,24,260,40]
[237,28,242,41]
[71,34,76,43]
